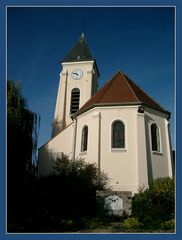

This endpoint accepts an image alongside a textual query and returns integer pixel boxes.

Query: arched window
[81,126,88,152]
[112,120,125,148]
[70,88,80,115]
[151,123,160,152]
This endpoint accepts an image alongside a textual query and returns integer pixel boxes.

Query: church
[38,33,173,194]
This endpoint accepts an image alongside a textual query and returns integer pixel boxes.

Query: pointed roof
[62,33,94,62]
[75,71,169,116]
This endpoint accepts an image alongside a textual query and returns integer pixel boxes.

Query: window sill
[79,151,87,156]
[152,151,163,156]
[111,148,127,153]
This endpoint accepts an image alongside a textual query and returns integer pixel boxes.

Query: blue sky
[7,6,175,149]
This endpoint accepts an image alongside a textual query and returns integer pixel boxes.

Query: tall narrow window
[112,120,125,148]
[81,126,88,152]
[70,88,80,115]
[151,123,160,152]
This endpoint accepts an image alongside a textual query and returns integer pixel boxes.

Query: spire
[62,33,94,62]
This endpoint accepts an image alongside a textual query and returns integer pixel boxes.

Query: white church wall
[75,106,140,193]
[100,107,139,193]
[38,104,172,194]
[75,110,99,164]
[144,107,172,181]
[38,123,74,176]
[38,146,55,177]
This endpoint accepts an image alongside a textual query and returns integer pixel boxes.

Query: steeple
[62,33,94,62]
[52,33,100,137]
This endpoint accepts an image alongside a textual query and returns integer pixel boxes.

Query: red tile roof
[76,71,169,116]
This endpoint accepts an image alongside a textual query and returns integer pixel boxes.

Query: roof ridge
[121,72,139,102]
[123,73,168,112]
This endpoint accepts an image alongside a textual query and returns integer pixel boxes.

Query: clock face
[71,69,83,80]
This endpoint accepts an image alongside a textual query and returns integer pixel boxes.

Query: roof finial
[81,18,85,38]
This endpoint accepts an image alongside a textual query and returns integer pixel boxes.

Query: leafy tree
[7,80,40,220]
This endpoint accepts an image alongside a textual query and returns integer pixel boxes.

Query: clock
[71,69,83,80]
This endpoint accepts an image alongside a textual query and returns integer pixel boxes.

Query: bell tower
[52,33,100,137]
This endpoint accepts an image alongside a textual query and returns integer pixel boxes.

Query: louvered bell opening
[70,89,80,114]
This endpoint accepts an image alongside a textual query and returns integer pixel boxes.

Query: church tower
[52,33,99,137]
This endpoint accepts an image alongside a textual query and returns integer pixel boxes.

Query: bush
[149,177,175,220]
[51,153,109,190]
[31,154,109,221]
[160,219,175,230]
[132,177,175,226]
[122,217,142,230]
[132,187,152,222]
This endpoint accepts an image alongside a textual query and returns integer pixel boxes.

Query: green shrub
[149,177,175,220]
[51,153,109,190]
[132,187,153,222]
[160,219,175,230]
[132,177,175,225]
[122,217,142,230]
[31,153,109,222]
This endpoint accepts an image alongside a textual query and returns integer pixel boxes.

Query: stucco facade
[39,104,173,194]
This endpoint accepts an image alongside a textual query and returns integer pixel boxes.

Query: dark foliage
[51,153,109,190]
[7,81,40,222]
[132,177,175,228]
[8,154,109,232]
[32,155,108,219]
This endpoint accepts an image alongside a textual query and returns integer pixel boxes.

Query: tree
[7,80,40,220]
